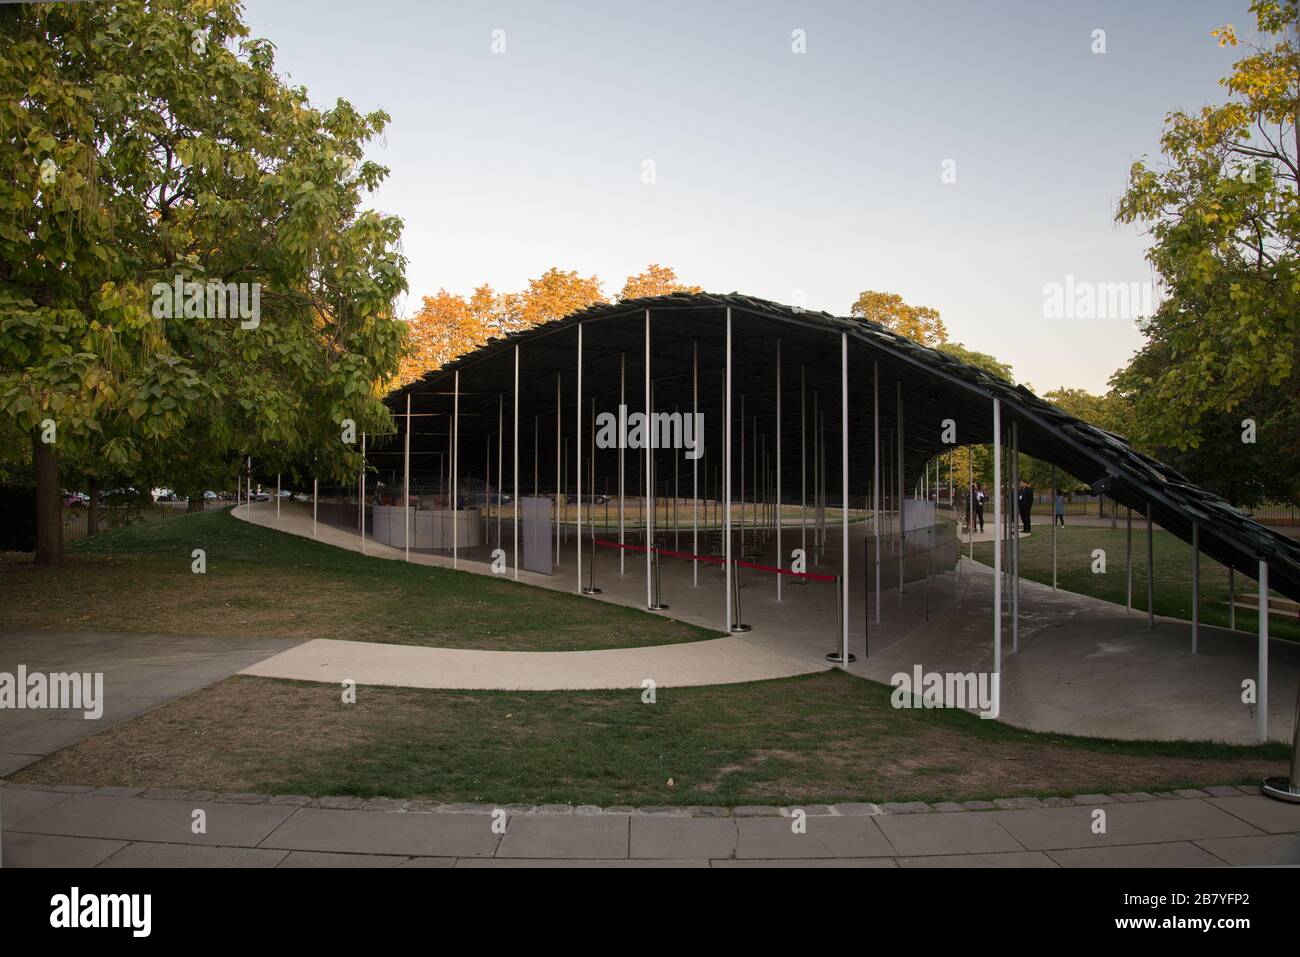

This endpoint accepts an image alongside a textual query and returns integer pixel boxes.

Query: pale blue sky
[242,0,1253,393]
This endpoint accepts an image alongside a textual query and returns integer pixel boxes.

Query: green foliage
[0,1,408,516]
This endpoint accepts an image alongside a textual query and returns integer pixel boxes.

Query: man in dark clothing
[971,482,985,532]
[1017,481,1033,533]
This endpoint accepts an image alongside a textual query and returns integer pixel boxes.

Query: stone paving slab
[260,808,500,858]
[1194,834,1300,866]
[1,785,72,828]
[99,842,289,868]
[1045,842,1226,868]
[278,850,410,868]
[876,810,1021,856]
[1205,796,1300,834]
[457,857,708,868]
[712,857,897,868]
[12,793,294,847]
[734,818,837,859]
[630,817,737,859]
[990,799,1263,850]
[898,851,1057,868]
[0,754,39,776]
[801,816,897,858]
[495,816,629,859]
[2,832,125,867]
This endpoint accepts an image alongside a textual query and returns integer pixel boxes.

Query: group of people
[966,481,1067,534]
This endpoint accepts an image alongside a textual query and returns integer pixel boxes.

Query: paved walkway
[0,631,299,777]
[4,782,1296,867]
[241,636,825,690]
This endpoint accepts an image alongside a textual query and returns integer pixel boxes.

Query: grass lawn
[13,671,1288,806]
[0,507,715,651]
[973,525,1300,643]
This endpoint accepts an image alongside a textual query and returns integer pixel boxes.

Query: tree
[850,290,948,347]
[502,267,605,330]
[1115,1,1299,453]
[0,1,406,562]
[618,264,702,300]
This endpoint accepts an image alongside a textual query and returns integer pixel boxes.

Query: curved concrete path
[240,636,826,691]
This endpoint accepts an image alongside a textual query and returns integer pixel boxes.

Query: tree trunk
[188,494,204,513]
[87,478,100,536]
[33,434,63,565]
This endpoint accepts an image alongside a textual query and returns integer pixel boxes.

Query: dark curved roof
[381,291,1300,600]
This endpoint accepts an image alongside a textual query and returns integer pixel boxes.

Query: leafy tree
[850,290,947,347]
[1115,1,1299,455]
[618,263,701,300]
[0,1,406,562]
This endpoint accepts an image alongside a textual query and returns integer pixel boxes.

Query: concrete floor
[240,501,1298,743]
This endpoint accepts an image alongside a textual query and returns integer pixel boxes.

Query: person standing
[972,482,985,533]
[1054,489,1066,527]
[1018,480,1033,533]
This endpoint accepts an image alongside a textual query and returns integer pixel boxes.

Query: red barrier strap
[593,539,835,581]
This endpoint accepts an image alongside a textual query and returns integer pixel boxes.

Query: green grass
[0,507,716,651]
[973,525,1300,643]
[16,671,1288,806]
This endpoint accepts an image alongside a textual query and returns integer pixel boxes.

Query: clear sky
[241,0,1254,393]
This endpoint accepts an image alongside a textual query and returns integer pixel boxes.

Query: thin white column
[897,384,904,595]
[873,360,880,623]
[513,345,519,579]
[840,331,849,664]
[1050,464,1056,590]
[693,341,699,587]
[577,323,584,594]
[801,366,807,566]
[1126,506,1133,611]
[1192,522,1199,653]
[1146,503,1154,627]
[1012,421,1019,653]
[497,394,503,551]
[404,393,411,562]
[993,399,1002,679]
[452,371,459,568]
[776,340,782,600]
[724,308,733,631]
[619,352,625,575]
[1259,559,1270,741]
[276,473,280,519]
[360,433,367,555]
[645,309,653,608]
[555,375,561,566]
[312,477,318,537]
[1229,566,1236,630]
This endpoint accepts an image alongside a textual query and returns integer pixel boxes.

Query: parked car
[203,490,219,500]
[63,492,88,508]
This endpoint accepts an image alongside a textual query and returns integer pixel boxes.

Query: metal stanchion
[582,532,602,595]
[825,575,856,663]
[730,559,751,632]
[1262,674,1300,803]
[648,542,669,610]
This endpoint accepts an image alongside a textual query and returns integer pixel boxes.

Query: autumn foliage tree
[850,290,948,347]
[618,263,702,300]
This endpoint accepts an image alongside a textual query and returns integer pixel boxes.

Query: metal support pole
[360,433,367,555]
[801,366,807,574]
[577,323,583,594]
[993,400,1002,683]
[513,345,519,579]
[693,342,699,587]
[276,472,280,519]
[897,383,904,596]
[313,477,317,538]
[555,375,561,566]
[873,361,881,623]
[776,340,782,600]
[404,394,411,562]
[1012,421,1019,653]
[1229,566,1236,630]
[619,352,625,575]
[452,372,459,567]
[1146,503,1154,627]
[724,308,733,631]
[1191,522,1199,654]
[1126,506,1133,611]
[1259,560,1270,742]
[645,309,658,609]
[1050,464,1056,590]
[839,332,850,663]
